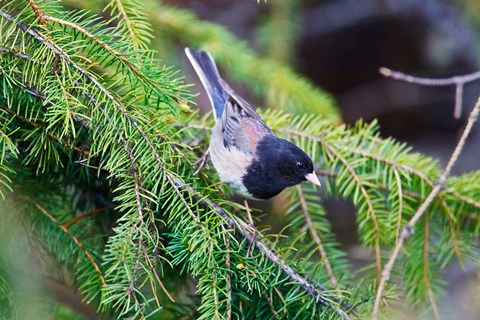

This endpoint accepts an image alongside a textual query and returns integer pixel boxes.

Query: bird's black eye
[296,162,305,170]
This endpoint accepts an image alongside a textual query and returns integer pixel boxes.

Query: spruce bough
[0,1,479,319]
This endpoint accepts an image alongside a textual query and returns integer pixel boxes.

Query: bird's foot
[193,148,210,176]
[244,199,257,256]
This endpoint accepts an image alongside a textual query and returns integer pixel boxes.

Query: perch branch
[380,67,480,119]
[372,95,480,319]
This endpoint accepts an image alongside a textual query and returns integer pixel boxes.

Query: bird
[184,47,321,202]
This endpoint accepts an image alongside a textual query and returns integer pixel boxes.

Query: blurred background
[179,0,480,319]
[2,0,480,318]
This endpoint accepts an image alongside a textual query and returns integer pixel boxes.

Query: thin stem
[26,0,45,24]
[297,185,338,287]
[423,213,440,320]
[379,67,480,86]
[62,207,111,229]
[372,95,480,319]
[25,197,106,286]
[380,67,480,120]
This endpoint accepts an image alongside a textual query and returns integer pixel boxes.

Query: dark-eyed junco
[185,48,321,200]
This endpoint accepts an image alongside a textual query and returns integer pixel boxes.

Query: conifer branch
[26,0,45,24]
[373,94,480,320]
[24,196,106,286]
[296,185,338,287]
[278,125,480,213]
[263,290,281,319]
[181,184,352,319]
[114,0,137,43]
[0,104,89,157]
[393,167,403,241]
[423,213,440,320]
[282,127,382,281]
[62,207,111,229]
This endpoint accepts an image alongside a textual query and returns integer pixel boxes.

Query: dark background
[179,1,480,319]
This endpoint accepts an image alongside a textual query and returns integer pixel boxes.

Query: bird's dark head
[242,136,321,199]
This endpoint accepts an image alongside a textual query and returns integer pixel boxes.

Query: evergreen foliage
[0,1,479,319]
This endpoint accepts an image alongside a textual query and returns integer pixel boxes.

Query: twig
[296,185,338,287]
[372,95,480,319]
[143,249,175,303]
[121,134,147,316]
[263,290,280,319]
[62,207,111,229]
[224,230,232,320]
[26,0,45,24]
[423,213,440,320]
[317,133,383,283]
[114,0,137,44]
[380,67,480,119]
[25,197,106,286]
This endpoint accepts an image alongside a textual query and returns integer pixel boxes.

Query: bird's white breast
[209,123,254,198]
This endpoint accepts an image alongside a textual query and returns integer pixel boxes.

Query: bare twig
[380,67,480,119]
[372,95,480,319]
[380,67,480,86]
[297,185,338,287]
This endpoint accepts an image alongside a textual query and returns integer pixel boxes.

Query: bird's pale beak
[305,172,321,187]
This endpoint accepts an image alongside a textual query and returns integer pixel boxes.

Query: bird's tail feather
[185,48,227,120]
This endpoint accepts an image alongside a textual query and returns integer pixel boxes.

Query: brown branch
[143,249,175,303]
[26,0,45,24]
[25,196,106,286]
[392,167,403,242]
[225,231,232,320]
[120,134,147,312]
[423,212,440,320]
[62,206,111,229]
[380,67,480,119]
[372,95,480,319]
[297,185,338,287]
[114,0,137,44]
[263,290,280,319]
